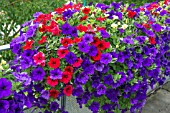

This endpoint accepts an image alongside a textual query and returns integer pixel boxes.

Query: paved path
[25,82,170,113]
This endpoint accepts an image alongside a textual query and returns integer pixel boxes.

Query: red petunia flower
[39,25,46,32]
[57,49,69,59]
[164,0,169,5]
[72,58,83,67]
[73,37,82,43]
[73,3,82,10]
[64,66,73,74]
[96,17,106,22]
[97,40,109,50]
[127,10,136,18]
[55,7,65,14]
[91,49,101,61]
[51,27,61,36]
[61,38,72,47]
[91,37,100,46]
[60,71,72,84]
[33,52,45,66]
[49,89,59,98]
[38,36,47,44]
[149,37,156,45]
[48,58,60,69]
[80,15,88,22]
[82,7,90,15]
[76,24,88,32]
[23,40,34,50]
[142,23,150,29]
[63,85,73,96]
[47,76,58,87]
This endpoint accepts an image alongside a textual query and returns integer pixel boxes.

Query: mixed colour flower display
[1,0,169,112]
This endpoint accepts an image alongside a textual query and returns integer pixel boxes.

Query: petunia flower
[96,84,106,95]
[78,42,90,53]
[50,68,62,80]
[100,53,112,64]
[33,52,45,66]
[48,58,60,69]
[82,7,90,15]
[63,85,73,96]
[149,37,156,45]
[0,78,12,99]
[47,76,58,87]
[49,89,59,98]
[82,33,93,43]
[31,67,46,81]
[72,58,83,67]
[152,23,161,32]
[60,71,72,84]
[50,102,59,111]
[23,39,34,50]
[60,38,72,47]
[64,66,73,74]
[76,24,88,32]
[57,49,69,59]
[65,52,77,64]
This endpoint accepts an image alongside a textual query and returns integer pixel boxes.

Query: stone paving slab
[163,82,170,92]
[142,89,170,113]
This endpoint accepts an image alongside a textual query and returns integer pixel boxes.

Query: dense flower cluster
[8,0,170,113]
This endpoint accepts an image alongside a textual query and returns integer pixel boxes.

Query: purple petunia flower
[31,67,46,81]
[100,30,110,38]
[20,58,32,70]
[96,84,106,95]
[61,22,72,35]
[152,23,161,32]
[65,52,77,64]
[21,49,35,59]
[92,80,100,88]
[165,18,170,24]
[13,72,31,86]
[160,10,167,16]
[145,30,155,37]
[82,34,93,43]
[134,22,143,29]
[89,102,100,112]
[26,26,37,38]
[94,61,104,71]
[0,100,9,112]
[123,36,134,44]
[104,74,113,85]
[11,44,21,55]
[72,86,84,97]
[63,10,74,20]
[50,102,59,111]
[78,42,90,53]
[101,65,109,73]
[70,27,78,37]
[135,36,146,44]
[76,72,89,84]
[142,58,153,67]
[88,45,98,56]
[100,53,112,64]
[0,78,12,99]
[117,52,125,63]
[33,12,43,18]
[50,68,62,80]
[41,90,49,100]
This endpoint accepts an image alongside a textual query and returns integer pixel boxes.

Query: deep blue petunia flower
[65,52,77,64]
[0,78,12,99]
[31,67,46,81]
